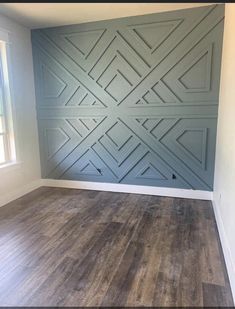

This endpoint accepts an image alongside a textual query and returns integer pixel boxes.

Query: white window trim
[0,161,21,173]
[0,28,18,169]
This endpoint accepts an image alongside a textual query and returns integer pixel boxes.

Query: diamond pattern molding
[32,4,224,191]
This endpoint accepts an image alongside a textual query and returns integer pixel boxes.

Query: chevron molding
[32,4,224,191]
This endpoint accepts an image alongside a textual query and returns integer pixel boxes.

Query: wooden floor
[0,187,233,307]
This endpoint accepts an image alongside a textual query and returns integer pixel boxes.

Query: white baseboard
[212,199,235,302]
[0,178,213,208]
[0,179,43,208]
[42,179,212,200]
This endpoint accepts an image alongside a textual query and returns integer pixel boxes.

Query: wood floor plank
[39,222,122,307]
[79,196,143,307]
[203,282,234,307]
[126,198,168,306]
[0,187,233,307]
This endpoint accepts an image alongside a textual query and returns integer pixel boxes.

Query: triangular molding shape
[60,148,116,181]
[134,80,181,106]
[41,64,66,98]
[177,44,213,93]
[136,163,167,180]
[63,29,106,59]
[65,84,107,108]
[176,128,207,168]
[135,117,179,141]
[45,127,70,159]
[128,19,183,54]
[135,117,162,133]
[80,160,102,176]
[66,116,106,140]
[142,89,163,104]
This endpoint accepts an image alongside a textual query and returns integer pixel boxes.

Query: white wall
[0,6,234,302]
[0,13,41,206]
[213,3,235,301]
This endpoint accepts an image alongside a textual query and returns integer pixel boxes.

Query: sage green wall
[32,4,224,190]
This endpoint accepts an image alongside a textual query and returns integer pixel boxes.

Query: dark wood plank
[203,282,234,307]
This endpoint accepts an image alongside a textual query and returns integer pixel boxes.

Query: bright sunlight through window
[0,39,16,166]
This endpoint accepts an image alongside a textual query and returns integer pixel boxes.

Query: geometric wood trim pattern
[32,4,225,191]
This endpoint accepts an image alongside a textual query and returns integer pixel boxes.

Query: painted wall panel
[32,4,224,190]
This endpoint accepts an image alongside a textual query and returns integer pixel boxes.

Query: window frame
[0,37,16,167]
[0,55,10,164]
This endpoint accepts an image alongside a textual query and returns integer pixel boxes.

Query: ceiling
[0,3,214,29]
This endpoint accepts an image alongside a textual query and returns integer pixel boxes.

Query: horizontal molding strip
[36,105,219,118]
[42,179,212,200]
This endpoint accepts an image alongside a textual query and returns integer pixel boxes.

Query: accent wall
[32,4,224,191]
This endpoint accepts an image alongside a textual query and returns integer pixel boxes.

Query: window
[0,38,16,166]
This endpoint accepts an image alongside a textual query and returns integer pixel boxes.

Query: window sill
[0,161,22,173]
